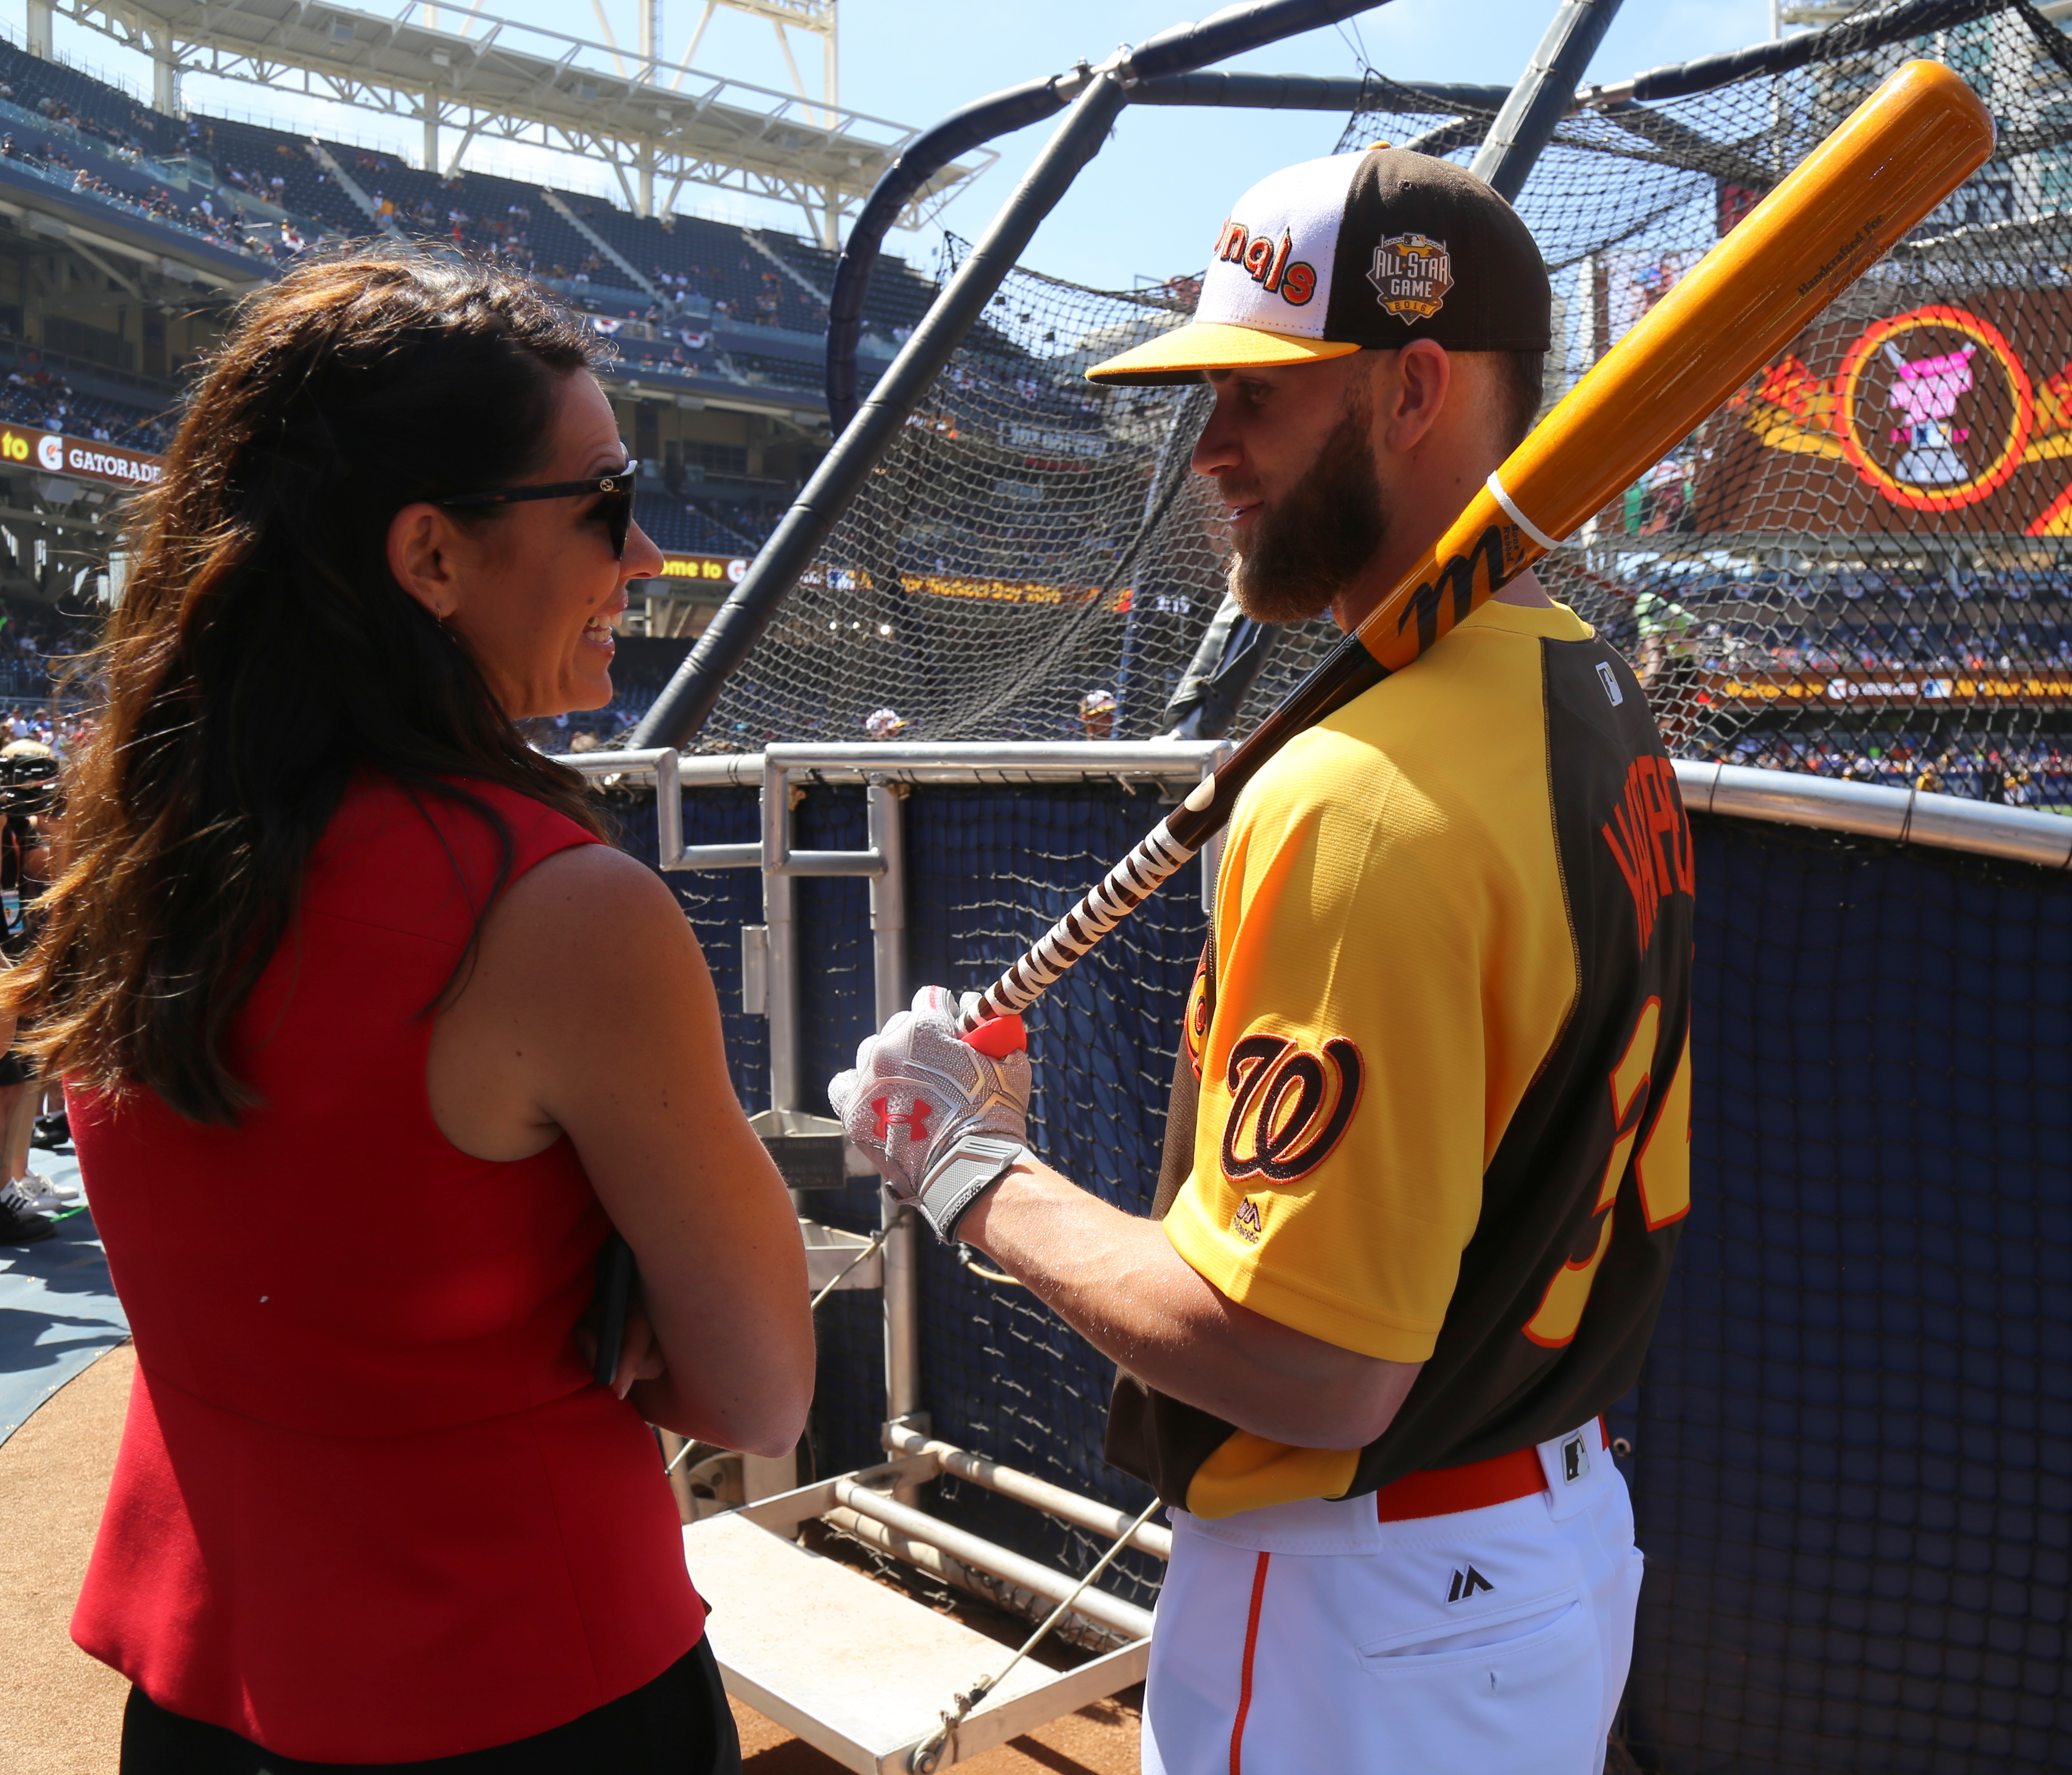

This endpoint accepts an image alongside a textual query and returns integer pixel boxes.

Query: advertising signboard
[0,425,163,491]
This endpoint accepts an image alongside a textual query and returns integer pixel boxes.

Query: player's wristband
[913,1133,1032,1243]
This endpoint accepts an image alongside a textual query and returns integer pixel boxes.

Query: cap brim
[1085,322,1362,386]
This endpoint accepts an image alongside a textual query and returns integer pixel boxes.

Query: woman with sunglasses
[0,250,812,1771]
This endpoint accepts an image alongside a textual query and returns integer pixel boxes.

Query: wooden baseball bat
[960,57,1994,1031]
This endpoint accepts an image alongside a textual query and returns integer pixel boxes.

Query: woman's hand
[574,1294,668,1401]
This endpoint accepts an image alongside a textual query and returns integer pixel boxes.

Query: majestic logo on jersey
[1183,948,1214,1081]
[1601,754,1695,955]
[871,1096,932,1143]
[1231,1198,1265,1245]
[1212,219,1318,306]
[1220,1032,1364,1184]
[1368,233,1453,323]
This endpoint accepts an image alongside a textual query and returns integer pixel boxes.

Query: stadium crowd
[1715,734,2071,807]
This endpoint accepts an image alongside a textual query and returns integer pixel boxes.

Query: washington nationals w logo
[1220,1033,1364,1184]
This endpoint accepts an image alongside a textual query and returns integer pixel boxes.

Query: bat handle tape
[1483,470,1561,554]
[970,819,1199,1025]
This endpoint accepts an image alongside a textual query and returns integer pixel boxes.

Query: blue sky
[37,0,1776,287]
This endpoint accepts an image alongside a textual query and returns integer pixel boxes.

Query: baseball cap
[1086,146,1552,386]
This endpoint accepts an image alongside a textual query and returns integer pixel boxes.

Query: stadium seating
[633,494,777,554]
[0,37,943,399]
[193,116,367,239]
[0,37,178,158]
[0,351,171,450]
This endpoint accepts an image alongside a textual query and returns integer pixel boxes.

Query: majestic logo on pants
[872,1096,932,1142]
[1220,1032,1364,1184]
[1447,1566,1495,1602]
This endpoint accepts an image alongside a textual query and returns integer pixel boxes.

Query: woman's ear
[387,501,460,621]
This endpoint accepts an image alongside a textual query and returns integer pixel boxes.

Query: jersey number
[1522,999,1691,1349]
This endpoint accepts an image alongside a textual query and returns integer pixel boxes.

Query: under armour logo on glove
[830,986,1035,1243]
[872,1097,933,1143]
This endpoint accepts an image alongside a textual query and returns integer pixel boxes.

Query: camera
[0,751,59,821]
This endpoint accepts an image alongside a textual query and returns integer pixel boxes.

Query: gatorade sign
[0,425,162,489]
[654,553,747,585]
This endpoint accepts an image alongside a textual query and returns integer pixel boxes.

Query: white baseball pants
[1141,1421,1643,1775]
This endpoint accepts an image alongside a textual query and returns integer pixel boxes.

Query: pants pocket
[1355,1589,1604,1774]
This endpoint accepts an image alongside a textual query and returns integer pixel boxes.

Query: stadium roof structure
[39,0,985,242]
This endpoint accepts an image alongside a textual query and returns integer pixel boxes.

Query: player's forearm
[958,1160,1416,1449]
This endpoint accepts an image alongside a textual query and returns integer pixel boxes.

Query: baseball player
[832,147,1694,1774]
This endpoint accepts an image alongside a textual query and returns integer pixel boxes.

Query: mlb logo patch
[1561,1433,1591,1485]
[1596,661,1624,705]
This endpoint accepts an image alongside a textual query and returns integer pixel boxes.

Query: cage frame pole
[631,64,1133,751]
[1469,0,1625,201]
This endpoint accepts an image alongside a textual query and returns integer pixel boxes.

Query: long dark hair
[4,249,611,1122]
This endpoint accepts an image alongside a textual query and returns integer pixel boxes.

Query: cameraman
[0,736,73,1242]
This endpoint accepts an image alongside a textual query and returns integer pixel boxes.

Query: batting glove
[828,985,1034,1243]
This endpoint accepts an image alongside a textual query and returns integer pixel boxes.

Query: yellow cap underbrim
[1084,321,1362,386]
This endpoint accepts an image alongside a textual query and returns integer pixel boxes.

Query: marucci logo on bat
[1221,1032,1364,1185]
[1394,523,1518,655]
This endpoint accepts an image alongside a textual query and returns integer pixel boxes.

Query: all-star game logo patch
[1368,233,1453,324]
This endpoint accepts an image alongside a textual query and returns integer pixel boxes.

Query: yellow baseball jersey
[1106,599,1694,1517]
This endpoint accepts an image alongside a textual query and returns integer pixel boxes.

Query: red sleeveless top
[68,775,703,1761]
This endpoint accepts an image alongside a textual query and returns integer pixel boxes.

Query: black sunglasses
[432,461,639,557]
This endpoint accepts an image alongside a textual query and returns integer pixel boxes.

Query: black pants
[120,1637,741,1775]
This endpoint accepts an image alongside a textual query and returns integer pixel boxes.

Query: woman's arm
[428,842,813,1455]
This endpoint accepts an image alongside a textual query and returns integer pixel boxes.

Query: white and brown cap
[1086,146,1552,386]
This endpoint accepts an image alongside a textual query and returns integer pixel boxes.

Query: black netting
[658,773,2071,1769]
[697,0,2072,804]
[1343,0,2072,797]
[696,246,1267,750]
[1618,813,2072,1773]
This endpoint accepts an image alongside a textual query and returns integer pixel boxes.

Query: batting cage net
[694,0,2072,810]
[1341,0,2072,801]
[623,771,2072,1774]
[695,249,1239,751]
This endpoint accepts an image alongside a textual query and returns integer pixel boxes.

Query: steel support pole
[760,766,800,1138]
[868,781,921,1469]
[631,68,1131,751]
[1469,0,1624,201]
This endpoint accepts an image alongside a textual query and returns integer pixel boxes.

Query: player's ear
[1380,338,1451,456]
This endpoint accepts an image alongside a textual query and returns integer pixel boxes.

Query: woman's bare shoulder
[496,840,684,929]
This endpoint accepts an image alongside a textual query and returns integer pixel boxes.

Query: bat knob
[962,1014,1026,1059]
